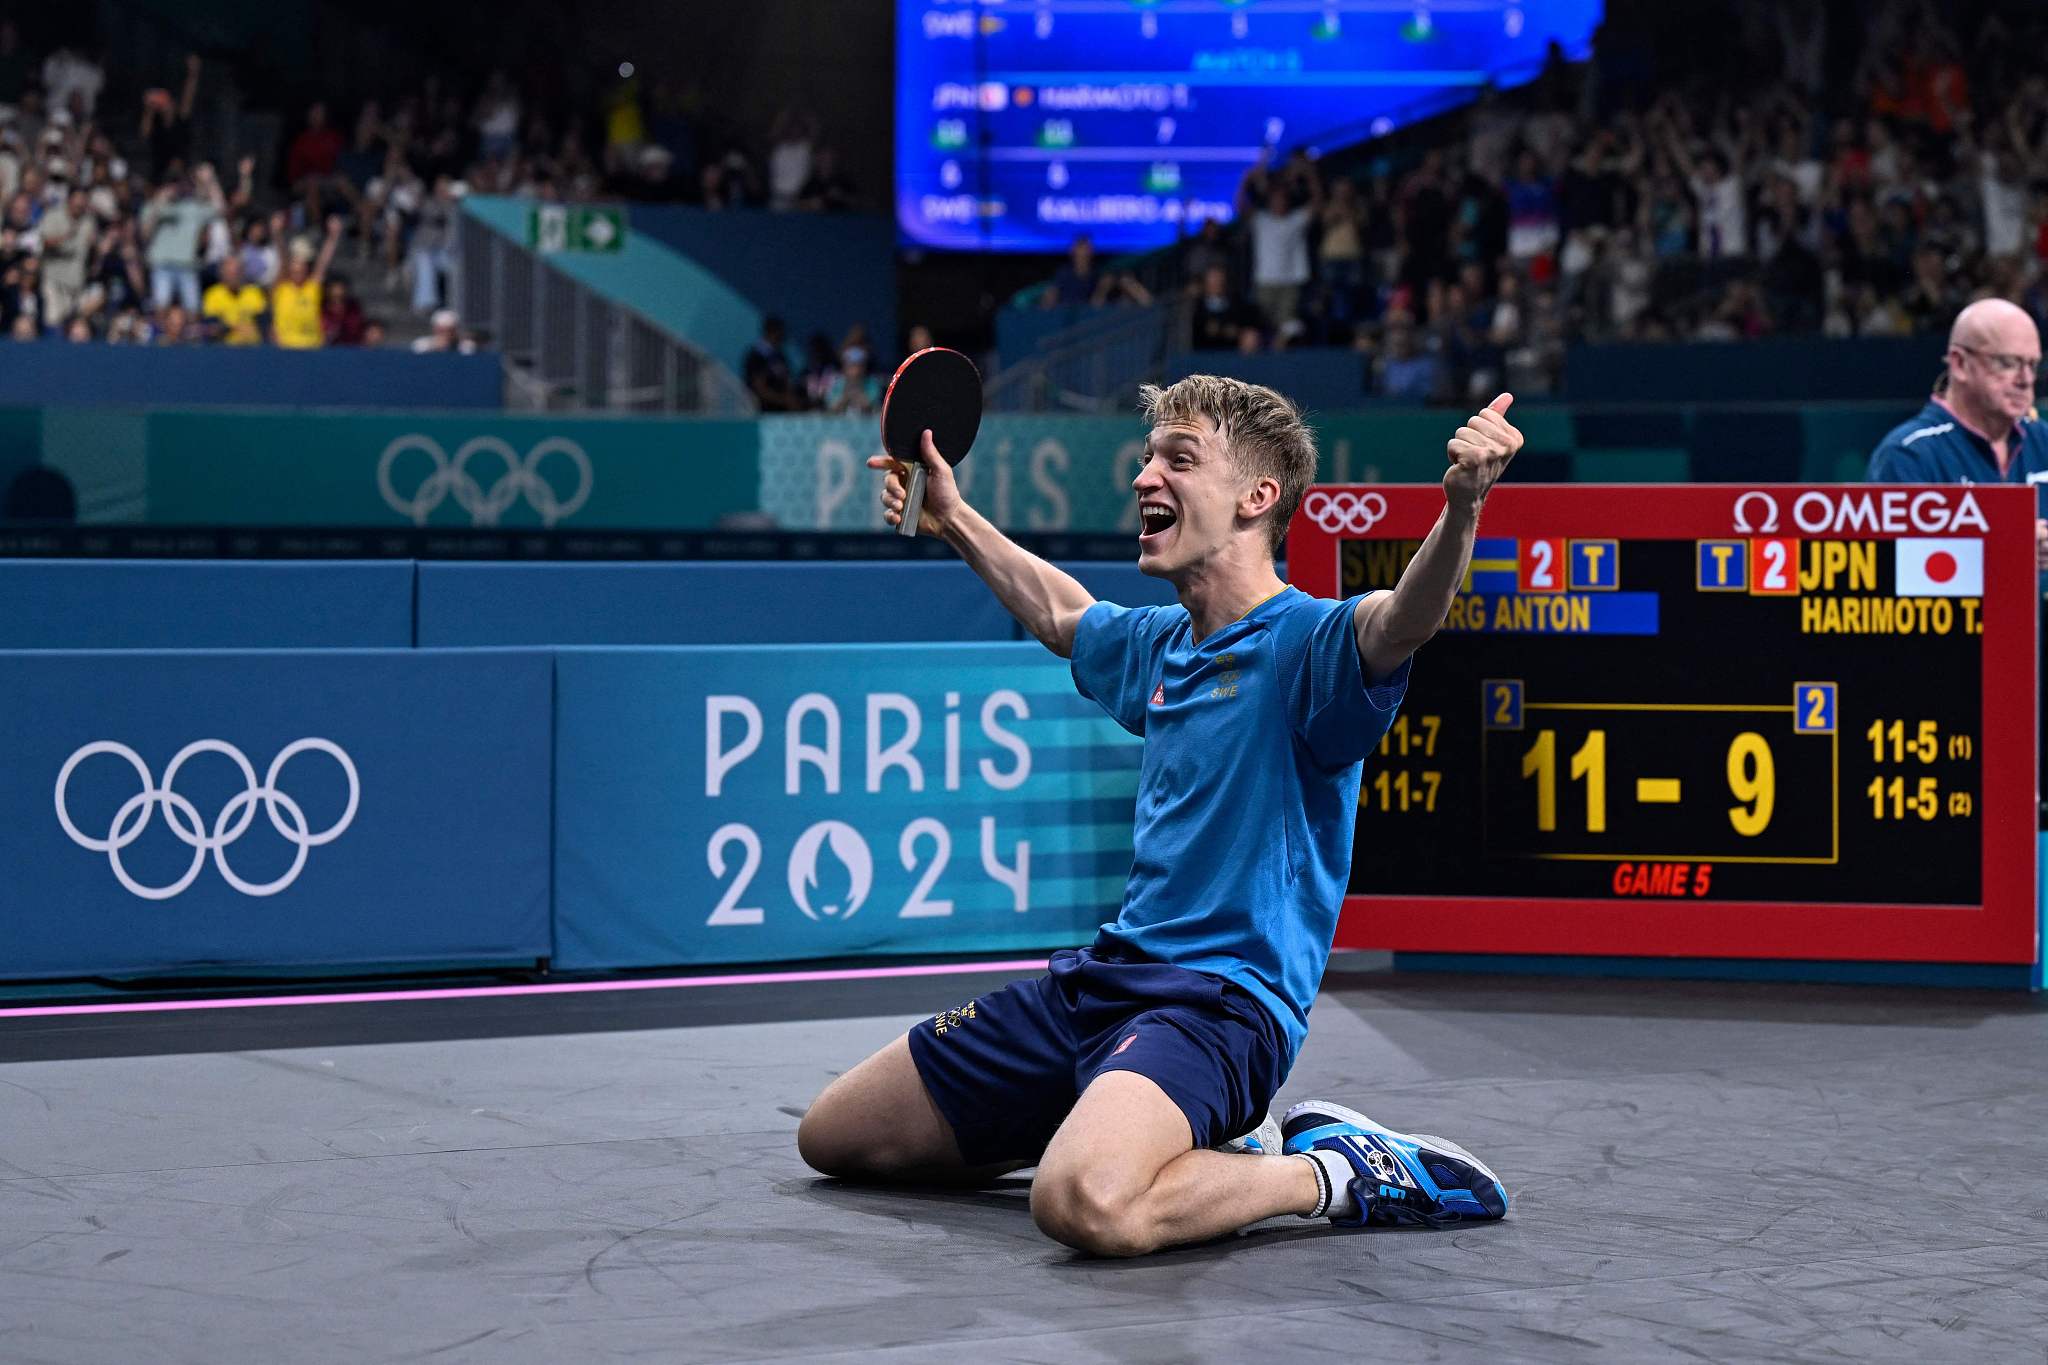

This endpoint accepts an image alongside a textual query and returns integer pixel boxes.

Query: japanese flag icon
[1894,538,1983,597]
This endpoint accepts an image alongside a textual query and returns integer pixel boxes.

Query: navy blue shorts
[906,944,1286,1166]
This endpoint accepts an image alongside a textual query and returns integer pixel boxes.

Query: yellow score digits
[1365,714,1443,813]
[1864,719,1972,763]
[1376,713,1441,758]
[1725,734,1775,835]
[1520,729,1776,836]
[1866,775,1940,821]
[1365,769,1442,813]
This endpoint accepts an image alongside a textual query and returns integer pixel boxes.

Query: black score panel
[1287,485,2036,966]
[1351,539,1977,906]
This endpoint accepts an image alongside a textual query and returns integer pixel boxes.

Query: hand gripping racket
[880,346,983,536]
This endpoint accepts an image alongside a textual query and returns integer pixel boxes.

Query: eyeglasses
[1953,345,2046,382]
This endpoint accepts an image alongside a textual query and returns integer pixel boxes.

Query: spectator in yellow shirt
[201,253,267,345]
[271,216,342,349]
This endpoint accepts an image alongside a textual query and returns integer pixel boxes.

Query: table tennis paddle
[881,346,982,536]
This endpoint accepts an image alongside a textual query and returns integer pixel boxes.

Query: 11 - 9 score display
[1286,484,2036,966]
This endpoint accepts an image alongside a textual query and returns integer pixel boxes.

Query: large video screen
[896,0,1604,253]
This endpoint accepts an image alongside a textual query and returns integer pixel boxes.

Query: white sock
[1296,1149,1358,1220]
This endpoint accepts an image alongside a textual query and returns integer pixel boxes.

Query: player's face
[1133,417,1249,579]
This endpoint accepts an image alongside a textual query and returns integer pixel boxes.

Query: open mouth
[1138,505,1178,543]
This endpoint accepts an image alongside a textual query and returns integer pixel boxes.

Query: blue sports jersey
[1866,398,2048,514]
[1069,586,1409,1065]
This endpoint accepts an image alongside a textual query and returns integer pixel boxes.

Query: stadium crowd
[0,11,860,354]
[1041,0,2048,404]
[0,33,465,350]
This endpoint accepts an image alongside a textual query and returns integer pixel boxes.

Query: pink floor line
[0,958,1052,1019]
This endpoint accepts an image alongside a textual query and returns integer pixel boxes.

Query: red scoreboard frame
[1287,483,2040,966]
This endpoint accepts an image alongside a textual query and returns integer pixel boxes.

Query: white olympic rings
[377,434,594,527]
[54,739,360,900]
[1301,489,1388,535]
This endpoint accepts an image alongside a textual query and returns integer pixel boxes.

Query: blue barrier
[0,561,416,649]
[1055,562,1179,612]
[2039,833,2048,991]
[2,649,552,978]
[0,558,1173,652]
[995,305,1096,369]
[0,347,502,410]
[1564,337,1947,402]
[0,564,2035,987]
[0,408,41,510]
[416,562,1017,645]
[414,561,1176,647]
[627,206,897,365]
[551,643,1140,969]
[1165,349,1366,411]
[983,335,1943,407]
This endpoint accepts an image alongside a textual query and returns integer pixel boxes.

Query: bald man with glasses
[1867,298,2048,569]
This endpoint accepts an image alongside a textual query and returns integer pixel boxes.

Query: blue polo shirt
[1866,399,2048,513]
[1070,586,1409,1064]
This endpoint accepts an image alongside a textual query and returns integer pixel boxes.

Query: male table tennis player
[798,375,1520,1256]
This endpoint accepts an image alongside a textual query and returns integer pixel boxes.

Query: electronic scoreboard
[897,0,1603,252]
[1286,484,2039,966]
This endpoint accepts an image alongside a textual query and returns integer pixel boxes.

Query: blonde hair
[1138,374,1318,555]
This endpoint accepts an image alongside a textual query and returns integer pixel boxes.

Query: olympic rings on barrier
[55,739,361,900]
[377,434,595,527]
[1300,490,1388,535]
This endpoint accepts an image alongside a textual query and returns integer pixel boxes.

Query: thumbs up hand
[1444,392,1523,513]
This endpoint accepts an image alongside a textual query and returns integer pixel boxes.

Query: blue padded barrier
[1564,336,1946,402]
[2,648,552,978]
[0,346,501,409]
[0,559,1177,654]
[626,206,897,367]
[1059,562,1180,612]
[1165,349,1367,412]
[0,631,2033,988]
[551,643,1140,969]
[416,562,1077,646]
[0,561,416,650]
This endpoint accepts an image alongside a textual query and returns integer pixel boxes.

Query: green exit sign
[529,205,625,254]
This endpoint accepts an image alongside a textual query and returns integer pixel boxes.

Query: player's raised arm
[1352,393,1522,679]
[868,430,1097,658]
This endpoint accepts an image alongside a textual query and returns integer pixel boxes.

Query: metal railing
[455,216,755,415]
[986,300,1189,413]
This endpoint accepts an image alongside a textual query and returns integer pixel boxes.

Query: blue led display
[897,0,1603,252]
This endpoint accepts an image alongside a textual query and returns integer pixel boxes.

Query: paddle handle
[896,462,927,537]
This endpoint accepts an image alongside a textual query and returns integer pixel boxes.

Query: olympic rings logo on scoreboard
[377,434,595,527]
[1302,490,1389,535]
[55,740,361,900]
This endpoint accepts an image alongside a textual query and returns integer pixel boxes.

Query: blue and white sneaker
[1281,1100,1508,1228]
[1213,1111,1284,1156]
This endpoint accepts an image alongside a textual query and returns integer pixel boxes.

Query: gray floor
[2,958,2045,1364]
